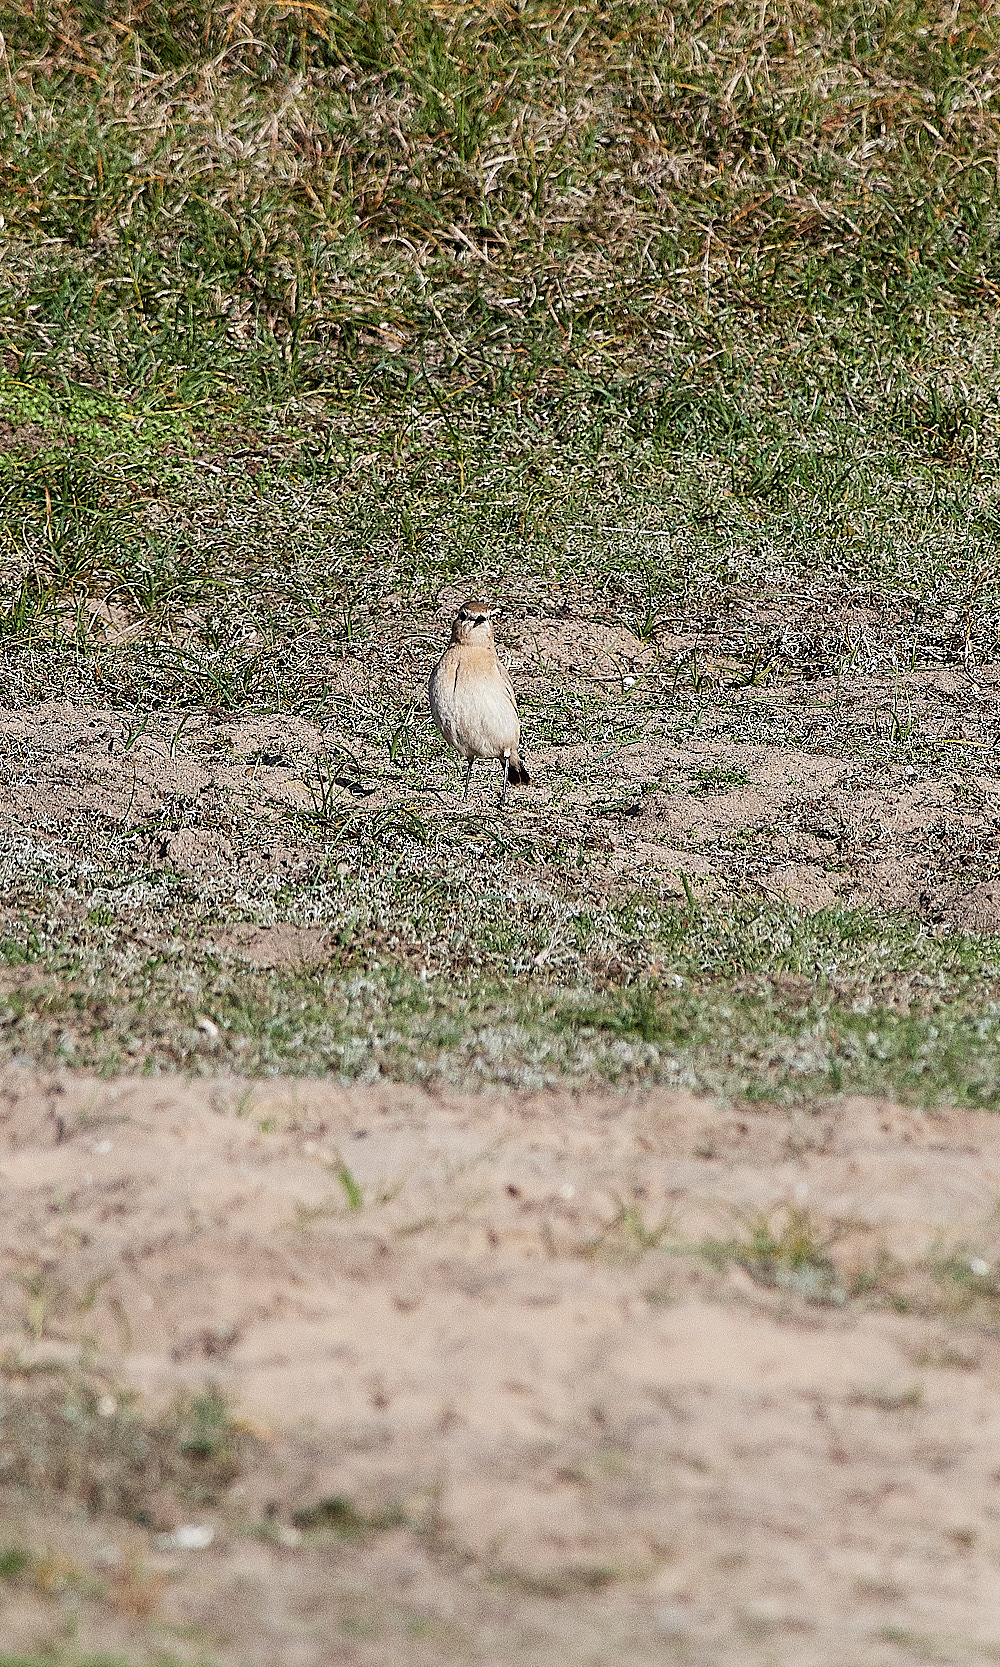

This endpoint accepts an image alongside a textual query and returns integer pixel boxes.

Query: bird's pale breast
[428,646,520,761]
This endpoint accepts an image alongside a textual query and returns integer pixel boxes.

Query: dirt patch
[0,704,324,884]
[766,861,839,909]
[0,420,48,457]
[214,923,331,967]
[161,828,235,873]
[1,692,995,927]
[947,880,1000,935]
[3,1068,1000,1662]
[510,617,653,678]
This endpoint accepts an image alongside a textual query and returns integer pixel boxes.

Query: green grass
[1,3,1000,1101]
[4,0,1000,406]
[4,868,1000,1102]
[0,1659,138,1667]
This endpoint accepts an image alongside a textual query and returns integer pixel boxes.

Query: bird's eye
[475,615,487,625]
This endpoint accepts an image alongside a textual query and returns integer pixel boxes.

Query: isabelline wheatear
[428,600,530,808]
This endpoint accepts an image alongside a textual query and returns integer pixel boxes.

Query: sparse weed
[709,1207,846,1305]
[930,1246,1000,1317]
[0,1547,31,1580]
[689,766,751,795]
[334,1161,364,1212]
[585,1203,672,1262]
[0,1375,254,1520]
[292,1494,408,1538]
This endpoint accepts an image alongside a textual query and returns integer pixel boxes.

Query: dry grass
[3,0,1000,400]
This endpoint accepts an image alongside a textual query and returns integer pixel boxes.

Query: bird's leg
[463,756,474,801]
[499,751,510,810]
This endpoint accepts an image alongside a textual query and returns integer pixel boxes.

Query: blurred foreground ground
[3,1069,1000,1665]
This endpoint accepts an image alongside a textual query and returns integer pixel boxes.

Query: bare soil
[2,610,998,941]
[3,1067,1000,1664]
[3,588,1000,1660]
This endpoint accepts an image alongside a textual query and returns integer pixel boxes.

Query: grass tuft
[0,1375,254,1522]
[723,1207,847,1305]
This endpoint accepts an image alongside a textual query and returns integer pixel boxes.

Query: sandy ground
[2,618,998,939]
[3,1068,1000,1663]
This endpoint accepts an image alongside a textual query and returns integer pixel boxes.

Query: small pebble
[158,1524,214,1551]
[655,1605,691,1637]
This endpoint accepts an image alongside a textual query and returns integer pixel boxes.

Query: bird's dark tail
[508,752,530,787]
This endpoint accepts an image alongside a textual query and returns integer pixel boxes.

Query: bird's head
[450,600,496,646]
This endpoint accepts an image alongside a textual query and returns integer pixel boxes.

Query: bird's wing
[498,659,518,712]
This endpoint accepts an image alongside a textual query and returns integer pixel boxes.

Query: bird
[428,599,530,809]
